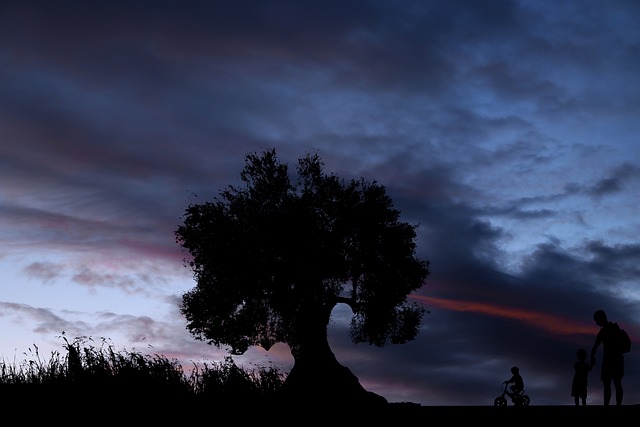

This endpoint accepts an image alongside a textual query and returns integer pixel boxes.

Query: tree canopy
[175,148,429,402]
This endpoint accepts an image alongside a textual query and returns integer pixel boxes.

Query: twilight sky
[1,0,639,406]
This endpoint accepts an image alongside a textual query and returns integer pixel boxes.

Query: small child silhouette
[504,366,524,398]
[571,348,593,406]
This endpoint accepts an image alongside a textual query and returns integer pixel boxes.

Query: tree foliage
[175,148,430,360]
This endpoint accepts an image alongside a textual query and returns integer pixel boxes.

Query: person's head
[577,348,587,360]
[593,309,608,326]
[511,366,519,375]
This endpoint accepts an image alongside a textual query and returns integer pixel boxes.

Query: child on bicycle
[504,366,524,399]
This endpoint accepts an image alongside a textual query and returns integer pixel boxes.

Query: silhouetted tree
[175,148,429,406]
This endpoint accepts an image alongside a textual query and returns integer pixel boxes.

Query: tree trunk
[280,316,388,409]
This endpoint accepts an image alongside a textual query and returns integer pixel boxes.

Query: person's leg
[603,379,612,406]
[613,378,623,405]
[574,395,579,406]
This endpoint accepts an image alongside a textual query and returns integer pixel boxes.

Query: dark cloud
[0,0,638,406]
[23,262,62,283]
[588,164,638,197]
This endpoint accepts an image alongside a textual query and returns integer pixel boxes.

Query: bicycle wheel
[518,395,530,406]
[494,396,507,407]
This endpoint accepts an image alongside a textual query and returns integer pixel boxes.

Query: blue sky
[1,0,639,405]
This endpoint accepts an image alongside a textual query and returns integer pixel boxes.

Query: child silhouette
[504,366,524,398]
[494,365,530,406]
[571,348,593,406]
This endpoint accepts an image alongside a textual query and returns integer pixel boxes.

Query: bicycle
[494,382,531,407]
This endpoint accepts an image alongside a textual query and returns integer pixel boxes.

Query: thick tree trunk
[280,317,387,408]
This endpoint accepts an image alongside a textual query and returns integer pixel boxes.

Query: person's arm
[591,330,603,363]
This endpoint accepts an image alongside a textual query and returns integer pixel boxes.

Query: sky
[1,0,639,406]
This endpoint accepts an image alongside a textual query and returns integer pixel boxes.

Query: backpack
[615,324,631,353]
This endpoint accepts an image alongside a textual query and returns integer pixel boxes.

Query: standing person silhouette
[590,309,624,406]
[571,348,592,406]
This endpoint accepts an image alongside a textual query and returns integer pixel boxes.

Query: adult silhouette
[590,309,624,405]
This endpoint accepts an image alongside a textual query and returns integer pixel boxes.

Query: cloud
[1,0,639,406]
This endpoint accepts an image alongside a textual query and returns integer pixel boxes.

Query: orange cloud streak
[411,295,594,337]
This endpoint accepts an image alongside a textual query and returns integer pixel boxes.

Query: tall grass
[0,333,285,405]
